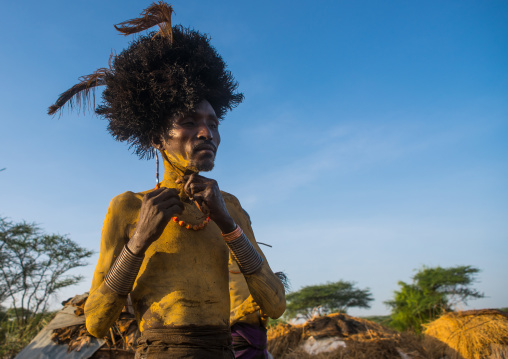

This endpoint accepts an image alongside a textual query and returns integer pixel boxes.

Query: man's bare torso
[87,189,259,333]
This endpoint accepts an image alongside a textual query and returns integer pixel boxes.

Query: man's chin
[189,161,215,173]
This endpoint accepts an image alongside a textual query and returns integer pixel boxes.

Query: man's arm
[227,198,286,319]
[182,174,286,319]
[85,188,184,337]
[85,193,137,338]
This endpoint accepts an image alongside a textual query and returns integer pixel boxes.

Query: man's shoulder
[101,191,143,240]
[220,190,240,205]
[108,191,143,212]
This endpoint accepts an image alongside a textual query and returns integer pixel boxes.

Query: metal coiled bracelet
[223,225,263,274]
[104,245,144,296]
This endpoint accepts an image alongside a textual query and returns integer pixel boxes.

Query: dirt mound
[302,313,395,339]
[267,313,450,358]
[424,309,508,359]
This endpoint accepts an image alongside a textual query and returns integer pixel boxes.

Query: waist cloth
[135,326,234,359]
[231,323,268,359]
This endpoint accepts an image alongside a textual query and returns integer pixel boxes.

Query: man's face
[161,99,220,172]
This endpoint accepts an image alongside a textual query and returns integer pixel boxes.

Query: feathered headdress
[48,2,243,159]
[48,2,174,116]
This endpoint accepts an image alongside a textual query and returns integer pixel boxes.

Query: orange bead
[170,216,210,231]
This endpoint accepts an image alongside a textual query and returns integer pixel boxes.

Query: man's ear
[152,136,164,151]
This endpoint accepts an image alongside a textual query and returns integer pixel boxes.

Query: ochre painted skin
[229,249,269,327]
[84,155,285,338]
[228,204,273,328]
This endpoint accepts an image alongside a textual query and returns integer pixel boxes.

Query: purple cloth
[231,322,268,359]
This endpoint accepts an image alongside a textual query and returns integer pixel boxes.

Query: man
[49,3,285,358]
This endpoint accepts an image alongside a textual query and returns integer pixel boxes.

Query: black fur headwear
[49,2,243,159]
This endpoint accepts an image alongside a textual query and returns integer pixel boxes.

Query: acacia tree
[0,217,93,325]
[285,280,373,319]
[385,265,484,332]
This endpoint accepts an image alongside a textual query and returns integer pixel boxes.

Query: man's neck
[159,150,198,189]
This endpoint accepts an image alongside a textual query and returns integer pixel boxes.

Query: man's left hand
[180,174,236,233]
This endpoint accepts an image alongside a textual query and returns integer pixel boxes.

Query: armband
[223,226,263,274]
[104,245,144,295]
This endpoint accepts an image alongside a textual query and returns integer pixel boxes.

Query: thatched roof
[424,309,508,359]
[15,293,138,359]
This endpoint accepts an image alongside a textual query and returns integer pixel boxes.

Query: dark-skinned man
[48,3,285,358]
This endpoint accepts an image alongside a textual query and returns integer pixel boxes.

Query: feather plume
[114,2,174,43]
[48,68,109,116]
[275,271,291,292]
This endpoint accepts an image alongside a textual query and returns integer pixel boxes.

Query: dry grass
[0,312,56,359]
[268,330,452,358]
[424,309,508,359]
[267,323,304,358]
[489,343,508,359]
[267,313,453,359]
[51,295,139,353]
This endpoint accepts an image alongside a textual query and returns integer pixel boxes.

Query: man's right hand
[127,188,184,255]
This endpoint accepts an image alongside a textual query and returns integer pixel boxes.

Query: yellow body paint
[84,152,285,338]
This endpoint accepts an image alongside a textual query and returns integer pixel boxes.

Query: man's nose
[197,123,213,140]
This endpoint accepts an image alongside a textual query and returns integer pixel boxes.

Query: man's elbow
[270,295,287,319]
[84,285,124,338]
[261,289,286,319]
[85,315,109,338]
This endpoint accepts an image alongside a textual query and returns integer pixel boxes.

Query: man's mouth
[193,143,217,155]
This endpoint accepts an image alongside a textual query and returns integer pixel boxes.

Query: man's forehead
[188,100,218,120]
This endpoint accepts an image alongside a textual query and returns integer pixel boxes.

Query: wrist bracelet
[222,225,243,242]
[104,245,144,296]
[223,226,263,274]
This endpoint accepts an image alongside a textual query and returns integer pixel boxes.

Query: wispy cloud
[229,105,495,209]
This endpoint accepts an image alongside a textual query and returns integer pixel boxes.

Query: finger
[191,193,210,215]
[183,173,208,185]
[144,187,166,199]
[152,188,180,204]
[187,183,208,197]
[162,203,184,217]
[158,196,184,210]
[148,187,179,199]
[169,201,185,213]
[191,192,205,205]
[183,174,201,197]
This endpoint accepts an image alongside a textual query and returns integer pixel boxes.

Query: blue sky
[1,0,507,316]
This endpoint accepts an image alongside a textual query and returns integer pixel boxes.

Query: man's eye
[182,121,195,126]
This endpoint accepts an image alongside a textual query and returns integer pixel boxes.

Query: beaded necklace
[154,153,210,231]
[172,216,210,231]
[154,177,210,231]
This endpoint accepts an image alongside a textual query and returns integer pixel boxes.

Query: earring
[155,151,161,189]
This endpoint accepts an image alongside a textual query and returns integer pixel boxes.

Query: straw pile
[267,323,305,358]
[267,313,450,358]
[424,309,508,359]
[50,294,139,356]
